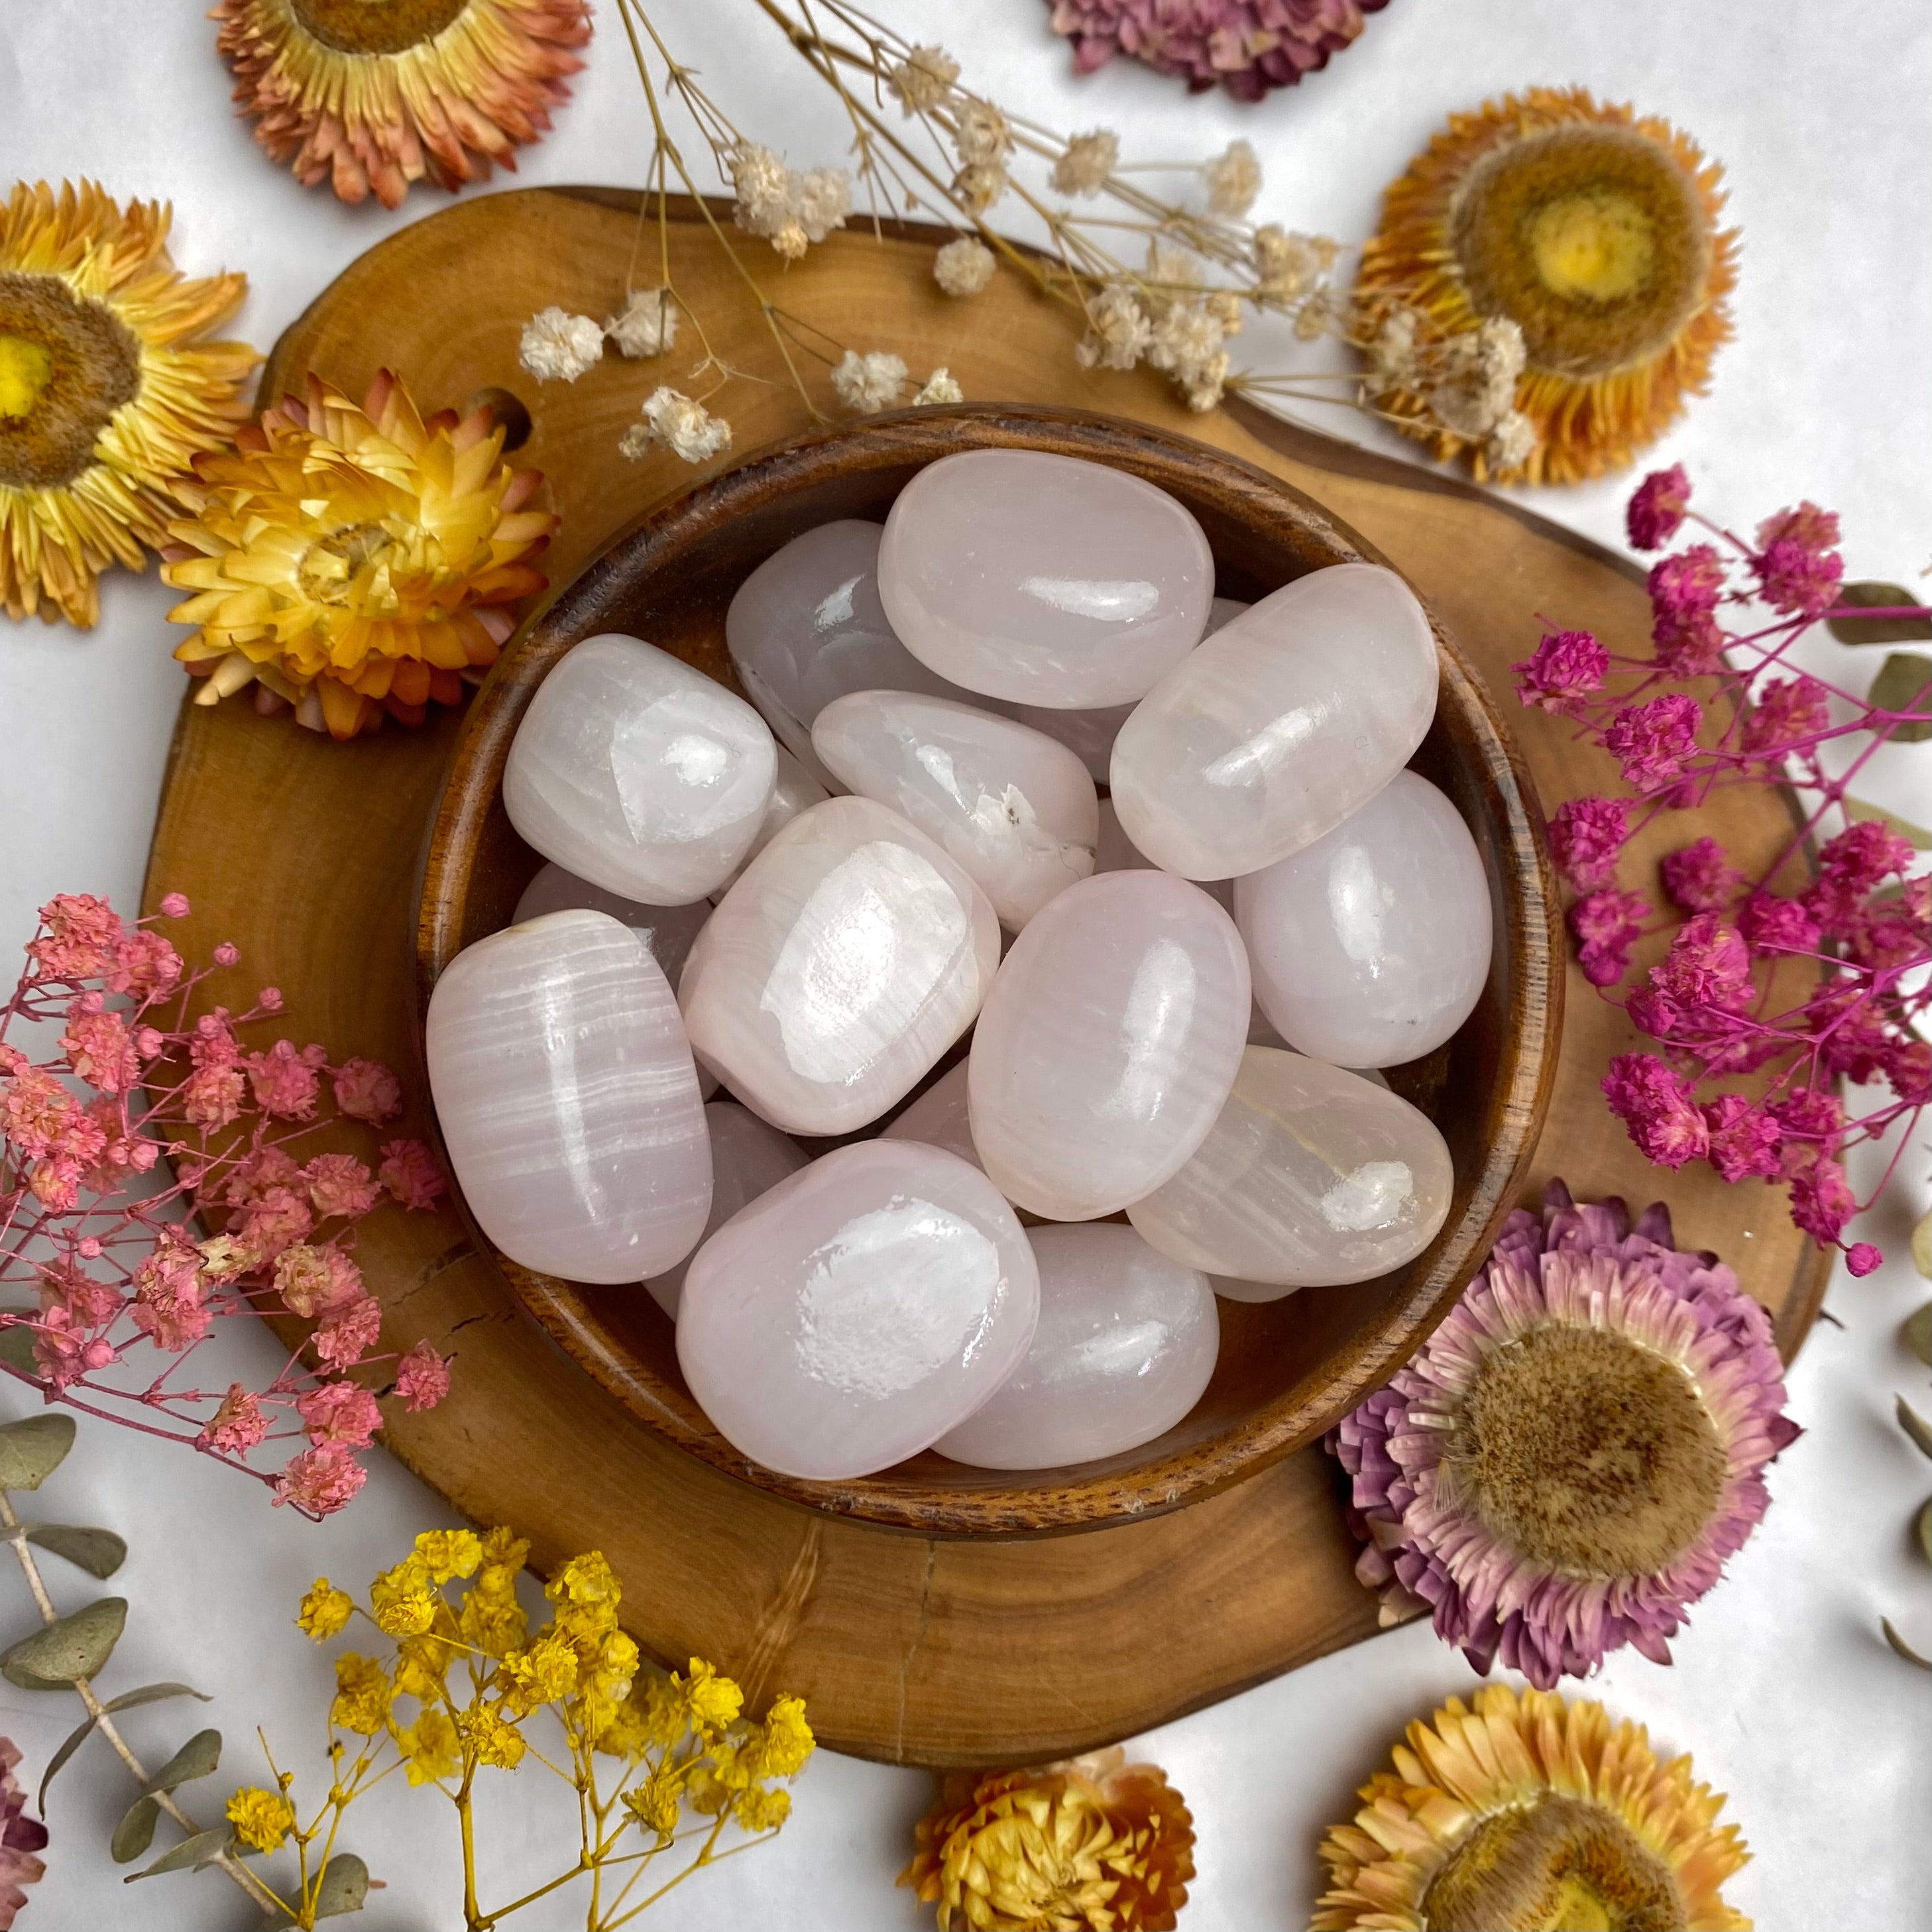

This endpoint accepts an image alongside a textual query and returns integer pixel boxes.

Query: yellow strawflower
[295,1577,353,1641]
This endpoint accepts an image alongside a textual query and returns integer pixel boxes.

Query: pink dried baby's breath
[395,1339,451,1412]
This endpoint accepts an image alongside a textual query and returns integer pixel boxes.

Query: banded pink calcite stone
[513,863,711,985]
[933,1224,1218,1470]
[878,449,1214,709]
[504,634,776,906]
[1235,769,1493,1068]
[880,1062,984,1174]
[813,691,1098,929]
[725,520,987,789]
[645,1102,807,1318]
[967,870,1251,1220]
[709,747,831,901]
[1109,564,1438,879]
[1127,1047,1452,1290]
[426,909,711,1284]
[679,796,1000,1135]
[677,1140,1039,1480]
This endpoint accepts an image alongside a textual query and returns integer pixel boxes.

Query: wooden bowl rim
[415,402,1561,1536]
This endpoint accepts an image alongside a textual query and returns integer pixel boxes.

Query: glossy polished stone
[677,1140,1039,1480]
[426,909,711,1284]
[968,870,1251,1220]
[679,796,1000,1135]
[709,747,831,901]
[878,449,1214,709]
[1127,1047,1453,1287]
[1235,770,1493,1067]
[513,863,712,985]
[1109,565,1438,880]
[645,1102,807,1318]
[725,519,987,789]
[880,1062,984,1174]
[504,634,776,905]
[1094,799,1233,912]
[933,1224,1218,1470]
[813,691,1099,929]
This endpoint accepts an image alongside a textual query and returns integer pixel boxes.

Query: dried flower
[1627,461,1692,549]
[0,1740,46,1929]
[901,1745,1194,1930]
[1357,88,1737,483]
[830,350,908,414]
[1074,282,1152,372]
[1511,628,1607,714]
[1332,1181,1796,1685]
[888,44,960,114]
[1202,139,1262,217]
[950,99,1012,167]
[227,1786,295,1854]
[951,160,1009,215]
[622,387,732,465]
[1312,1683,1750,1931]
[1051,130,1119,198]
[913,369,964,406]
[1051,0,1383,102]
[933,237,995,298]
[1253,225,1338,304]
[1750,500,1844,617]
[605,286,678,358]
[729,144,852,258]
[518,305,603,382]
[166,370,555,739]
[0,180,255,628]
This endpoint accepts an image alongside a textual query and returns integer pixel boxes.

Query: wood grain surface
[141,189,1827,1767]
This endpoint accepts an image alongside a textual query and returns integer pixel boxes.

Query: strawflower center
[288,0,470,56]
[1448,1322,1727,1579]
[1450,126,1709,378]
[0,272,141,489]
[296,520,408,611]
[1422,1793,1686,1932]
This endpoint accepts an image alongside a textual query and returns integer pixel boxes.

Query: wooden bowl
[416,404,1560,1536]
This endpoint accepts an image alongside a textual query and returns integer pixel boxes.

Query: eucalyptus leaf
[1827,581,1932,645]
[0,1413,75,1490]
[1867,652,1932,742]
[111,1793,159,1864]
[0,1326,40,1376]
[1907,1304,1932,1368]
[1899,1397,1932,1462]
[0,1596,126,1687]
[36,1683,209,1811]
[1917,1499,1931,1565]
[144,1729,221,1795]
[313,1853,372,1919]
[125,1825,233,1880]
[1882,1617,1932,1670]
[1843,796,1932,850]
[27,1524,128,1579]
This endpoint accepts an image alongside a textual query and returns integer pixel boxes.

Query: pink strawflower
[379,1138,445,1212]
[60,1009,141,1092]
[1700,1095,1782,1182]
[1047,0,1385,101]
[1660,837,1744,914]
[0,1736,48,1926]
[202,1384,268,1454]
[1845,1243,1884,1278]
[304,1153,380,1220]
[274,1444,367,1516]
[31,1307,117,1391]
[1736,893,1821,956]
[28,893,124,980]
[313,1294,383,1370]
[158,892,191,919]
[1750,502,1843,617]
[296,1380,384,1448]
[1547,797,1629,891]
[395,1339,452,1412]
[1788,1155,1857,1244]
[105,929,182,999]
[1567,889,1650,988]
[1329,1180,1797,1687]
[244,1039,325,1119]
[1602,693,1703,793]
[1511,629,1607,714]
[1626,465,1691,550]
[272,1243,366,1320]
[332,1056,403,1125]
[1603,1053,1710,1166]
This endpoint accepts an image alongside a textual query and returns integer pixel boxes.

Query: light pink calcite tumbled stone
[967,870,1251,1220]
[678,795,1000,1135]
[812,691,1098,929]
[426,909,712,1284]
[708,746,831,901]
[513,862,712,986]
[1109,563,1438,880]
[677,1140,1040,1480]
[645,1102,807,1318]
[877,449,1214,709]
[932,1223,1219,1470]
[1235,769,1493,1068]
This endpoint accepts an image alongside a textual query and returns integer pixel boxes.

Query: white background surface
[2,2,1929,1927]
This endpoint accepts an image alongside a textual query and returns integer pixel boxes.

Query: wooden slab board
[141,190,1827,1768]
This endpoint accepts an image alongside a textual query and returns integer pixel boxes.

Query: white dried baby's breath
[951,98,1011,166]
[1074,283,1151,372]
[605,287,678,359]
[952,161,1009,215]
[625,387,732,465]
[933,236,996,298]
[730,143,850,258]
[887,44,958,115]
[1483,410,1536,471]
[519,306,604,382]
[1253,225,1338,301]
[832,350,909,413]
[1052,130,1119,198]
[1202,139,1262,218]
[913,368,964,406]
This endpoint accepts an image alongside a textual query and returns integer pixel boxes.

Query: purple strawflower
[1660,836,1744,913]
[1626,464,1692,550]
[1512,629,1609,714]
[1047,0,1386,100]
[1329,1180,1797,1689]
[1603,1053,1710,1166]
[1603,693,1703,793]
[1548,796,1629,891]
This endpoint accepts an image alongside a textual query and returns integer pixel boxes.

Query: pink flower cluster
[0,894,452,1518]
[1516,471,1929,1269]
